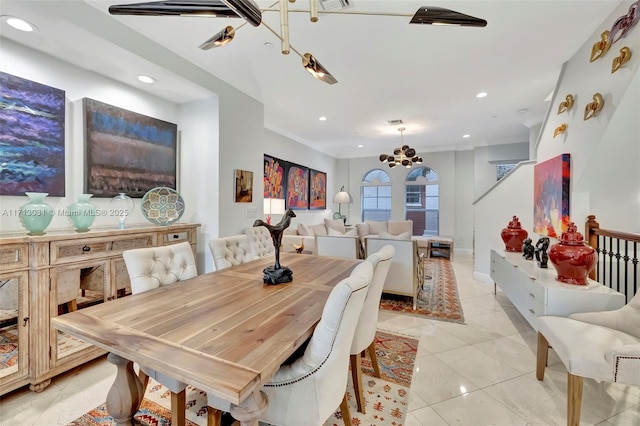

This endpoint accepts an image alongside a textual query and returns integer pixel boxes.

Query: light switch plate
[246,207,257,218]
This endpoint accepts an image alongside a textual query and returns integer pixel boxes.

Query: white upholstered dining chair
[350,244,394,413]
[258,260,374,426]
[245,226,275,258]
[122,242,216,426]
[536,289,640,426]
[208,235,257,271]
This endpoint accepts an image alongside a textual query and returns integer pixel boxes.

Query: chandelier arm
[280,0,290,54]
[262,8,414,18]
[261,21,305,58]
[226,20,248,37]
[309,0,318,22]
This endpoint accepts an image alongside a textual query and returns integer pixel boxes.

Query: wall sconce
[584,93,604,121]
[611,46,632,73]
[557,94,574,114]
[554,123,567,138]
[263,198,285,224]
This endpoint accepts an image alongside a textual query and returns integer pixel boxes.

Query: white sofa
[365,237,424,310]
[316,235,362,259]
[282,218,357,255]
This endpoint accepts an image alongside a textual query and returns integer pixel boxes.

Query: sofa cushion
[310,223,328,236]
[379,230,411,240]
[324,218,345,234]
[356,222,370,237]
[298,223,313,236]
[388,220,412,235]
[368,221,388,235]
[328,227,358,237]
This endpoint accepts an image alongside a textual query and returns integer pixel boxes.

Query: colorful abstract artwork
[234,169,253,203]
[263,154,285,199]
[84,98,177,198]
[533,153,571,238]
[309,169,327,210]
[0,72,66,196]
[285,162,309,210]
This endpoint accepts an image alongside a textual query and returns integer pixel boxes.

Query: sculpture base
[263,265,293,285]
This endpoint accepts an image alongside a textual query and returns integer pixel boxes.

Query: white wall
[473,1,640,279]
[454,150,475,253]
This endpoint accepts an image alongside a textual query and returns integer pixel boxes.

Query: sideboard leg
[106,352,144,426]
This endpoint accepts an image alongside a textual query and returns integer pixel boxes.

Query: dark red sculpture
[501,216,528,252]
[548,222,597,285]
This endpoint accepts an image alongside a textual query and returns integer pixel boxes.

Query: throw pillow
[310,223,328,236]
[388,220,413,235]
[356,222,369,237]
[297,223,313,236]
[328,228,358,237]
[379,230,411,240]
[324,218,346,234]
[368,221,388,235]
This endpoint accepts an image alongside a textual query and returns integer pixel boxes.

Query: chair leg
[340,393,352,426]
[366,342,381,378]
[567,373,583,426]
[207,406,223,426]
[171,389,186,426]
[536,332,549,381]
[350,353,365,413]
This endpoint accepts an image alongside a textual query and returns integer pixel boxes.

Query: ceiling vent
[319,0,352,11]
[387,119,404,126]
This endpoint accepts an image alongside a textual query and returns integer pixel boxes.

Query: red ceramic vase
[501,215,528,252]
[548,222,597,285]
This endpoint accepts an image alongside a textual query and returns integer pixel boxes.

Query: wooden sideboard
[0,223,199,395]
[490,249,625,331]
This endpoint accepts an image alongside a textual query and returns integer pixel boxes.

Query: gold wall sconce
[584,93,605,120]
[554,123,567,138]
[557,94,575,114]
[590,31,612,62]
[611,47,632,73]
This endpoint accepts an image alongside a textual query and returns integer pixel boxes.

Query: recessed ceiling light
[319,116,327,121]
[137,75,156,84]
[462,134,470,138]
[517,108,528,114]
[4,16,37,32]
[476,92,488,98]
[264,41,274,49]
[357,144,363,148]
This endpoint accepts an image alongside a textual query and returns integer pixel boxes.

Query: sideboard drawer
[50,233,155,264]
[0,243,29,272]
[161,229,194,245]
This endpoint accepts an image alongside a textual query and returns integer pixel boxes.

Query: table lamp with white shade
[263,198,286,224]
[332,186,353,224]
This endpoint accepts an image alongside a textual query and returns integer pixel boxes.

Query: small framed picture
[234,169,254,203]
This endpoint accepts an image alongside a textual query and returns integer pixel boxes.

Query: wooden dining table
[51,253,360,426]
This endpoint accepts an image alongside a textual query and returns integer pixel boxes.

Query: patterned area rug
[380,258,465,324]
[70,330,418,426]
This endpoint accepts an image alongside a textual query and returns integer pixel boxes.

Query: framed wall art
[234,169,253,202]
[83,98,178,198]
[0,72,66,196]
[309,169,327,210]
[533,153,571,238]
[263,154,285,199]
[285,162,309,210]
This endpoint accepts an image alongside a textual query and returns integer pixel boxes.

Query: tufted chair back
[122,242,197,295]
[245,226,275,258]
[208,235,257,271]
[260,261,374,425]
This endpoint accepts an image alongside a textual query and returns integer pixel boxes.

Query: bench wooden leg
[567,373,583,426]
[536,332,549,381]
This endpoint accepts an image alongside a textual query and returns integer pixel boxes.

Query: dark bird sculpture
[253,208,296,284]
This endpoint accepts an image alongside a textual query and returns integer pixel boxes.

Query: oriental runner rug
[379,258,465,324]
[70,330,418,426]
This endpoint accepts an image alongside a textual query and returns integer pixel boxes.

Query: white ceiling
[0,0,622,159]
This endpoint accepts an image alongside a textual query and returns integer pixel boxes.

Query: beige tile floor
[1,252,638,425]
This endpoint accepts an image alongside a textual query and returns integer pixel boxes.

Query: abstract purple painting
[0,72,66,196]
[533,153,571,238]
[285,162,309,210]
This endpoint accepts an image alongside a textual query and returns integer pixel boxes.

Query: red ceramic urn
[501,216,528,252]
[548,222,597,285]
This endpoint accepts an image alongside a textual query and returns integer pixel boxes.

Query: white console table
[490,249,625,331]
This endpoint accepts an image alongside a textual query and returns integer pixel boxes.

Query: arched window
[405,167,439,236]
[361,169,391,221]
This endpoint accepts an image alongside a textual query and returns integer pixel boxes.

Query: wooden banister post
[585,215,599,280]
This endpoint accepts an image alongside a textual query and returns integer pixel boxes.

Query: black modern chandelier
[379,127,423,169]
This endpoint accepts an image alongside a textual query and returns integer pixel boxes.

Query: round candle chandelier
[379,127,423,168]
